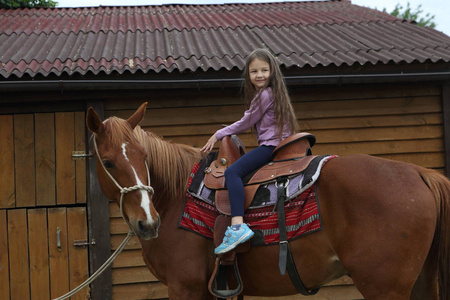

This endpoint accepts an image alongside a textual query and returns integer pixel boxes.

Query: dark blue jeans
[224,145,275,217]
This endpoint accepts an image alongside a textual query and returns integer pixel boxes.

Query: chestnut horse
[87,102,450,300]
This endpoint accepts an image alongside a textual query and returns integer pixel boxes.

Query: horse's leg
[140,228,216,300]
[411,248,439,300]
[317,155,438,300]
[165,249,215,300]
[141,241,215,300]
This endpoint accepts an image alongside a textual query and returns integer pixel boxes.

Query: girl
[201,48,299,254]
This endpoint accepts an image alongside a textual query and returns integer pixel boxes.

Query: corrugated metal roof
[0,1,399,34]
[1,0,450,78]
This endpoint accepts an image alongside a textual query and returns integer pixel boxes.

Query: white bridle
[93,137,154,234]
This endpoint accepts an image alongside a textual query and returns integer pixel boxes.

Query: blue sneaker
[214,223,254,255]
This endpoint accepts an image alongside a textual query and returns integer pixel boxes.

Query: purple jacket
[215,88,291,146]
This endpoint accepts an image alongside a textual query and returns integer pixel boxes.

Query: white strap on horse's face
[93,137,154,232]
[93,137,153,194]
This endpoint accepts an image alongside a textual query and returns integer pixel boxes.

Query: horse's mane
[103,117,202,201]
[135,126,202,201]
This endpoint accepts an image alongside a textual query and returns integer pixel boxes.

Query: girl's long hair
[242,49,299,140]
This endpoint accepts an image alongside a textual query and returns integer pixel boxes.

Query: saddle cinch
[206,132,319,299]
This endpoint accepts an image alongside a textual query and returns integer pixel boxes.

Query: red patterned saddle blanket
[179,155,337,245]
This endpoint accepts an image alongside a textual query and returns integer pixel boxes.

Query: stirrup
[208,257,243,298]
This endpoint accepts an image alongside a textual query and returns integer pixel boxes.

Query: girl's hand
[201,133,218,152]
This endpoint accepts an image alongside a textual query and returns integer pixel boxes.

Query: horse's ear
[86,107,104,134]
[127,102,148,129]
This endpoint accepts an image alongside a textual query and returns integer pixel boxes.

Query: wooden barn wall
[104,82,444,300]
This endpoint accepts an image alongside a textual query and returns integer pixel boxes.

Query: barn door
[0,112,87,208]
[0,111,90,300]
[0,207,89,300]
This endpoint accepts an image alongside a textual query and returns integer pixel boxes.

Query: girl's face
[248,58,271,91]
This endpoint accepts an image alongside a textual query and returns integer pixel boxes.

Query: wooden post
[86,101,113,299]
[443,83,450,177]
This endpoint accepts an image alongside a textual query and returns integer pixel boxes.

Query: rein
[53,137,155,300]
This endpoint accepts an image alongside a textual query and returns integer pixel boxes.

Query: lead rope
[53,231,134,300]
[53,137,154,300]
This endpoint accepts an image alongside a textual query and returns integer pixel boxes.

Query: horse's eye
[103,160,114,169]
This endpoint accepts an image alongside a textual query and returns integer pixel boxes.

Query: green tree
[0,0,57,8]
[383,2,436,28]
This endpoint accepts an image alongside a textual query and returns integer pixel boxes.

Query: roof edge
[1,71,449,92]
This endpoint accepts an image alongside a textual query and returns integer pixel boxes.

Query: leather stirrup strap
[277,179,289,275]
[276,179,320,296]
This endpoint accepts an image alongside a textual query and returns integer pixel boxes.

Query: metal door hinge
[73,239,96,247]
[72,151,93,160]
[56,227,62,251]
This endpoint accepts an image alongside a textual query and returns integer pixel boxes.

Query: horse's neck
[140,130,202,208]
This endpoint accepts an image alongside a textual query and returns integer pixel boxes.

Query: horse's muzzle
[134,215,161,240]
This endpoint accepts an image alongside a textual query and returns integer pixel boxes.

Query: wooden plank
[0,101,86,115]
[300,113,442,131]
[109,201,120,217]
[112,282,168,300]
[314,139,444,156]
[14,114,36,207]
[295,96,441,119]
[246,285,363,300]
[377,152,445,169]
[67,207,90,300]
[55,112,76,205]
[291,83,441,102]
[48,207,70,299]
[104,92,241,110]
[109,104,245,127]
[35,113,56,206]
[442,83,450,176]
[0,115,15,208]
[325,276,355,286]
[110,217,130,234]
[112,266,154,285]
[74,111,87,204]
[111,234,142,250]
[8,209,30,300]
[113,249,147,268]
[0,210,10,300]
[28,208,50,300]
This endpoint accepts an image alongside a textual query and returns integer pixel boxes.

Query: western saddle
[204,132,316,215]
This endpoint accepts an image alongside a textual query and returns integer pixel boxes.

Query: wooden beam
[443,83,450,177]
[86,101,113,300]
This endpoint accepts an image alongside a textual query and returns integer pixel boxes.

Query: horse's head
[86,102,160,240]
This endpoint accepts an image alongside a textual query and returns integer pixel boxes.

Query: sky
[55,0,450,37]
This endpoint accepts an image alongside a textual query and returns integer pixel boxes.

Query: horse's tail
[420,169,450,300]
